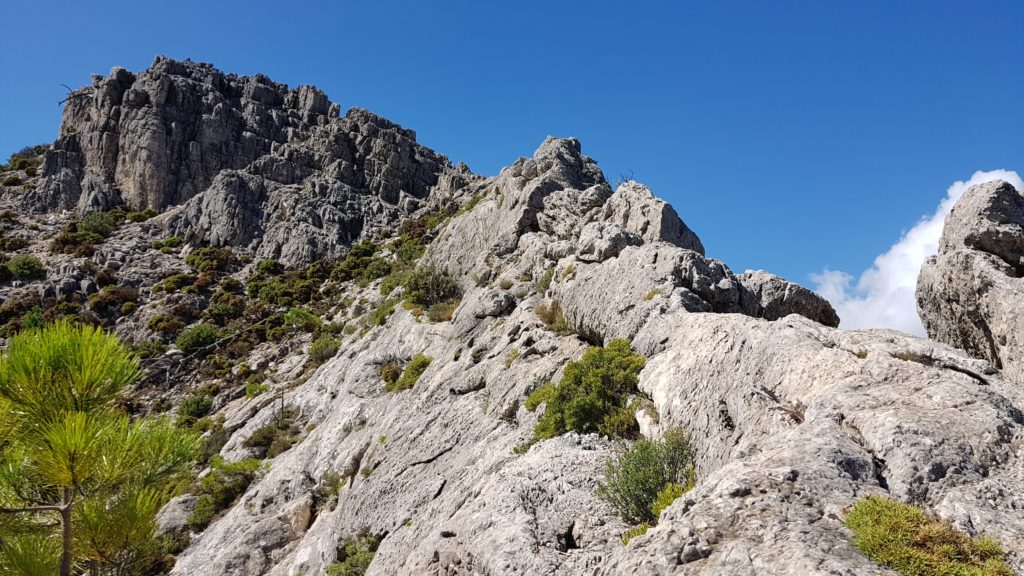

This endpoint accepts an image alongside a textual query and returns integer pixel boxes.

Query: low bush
[156,273,196,293]
[283,307,320,331]
[386,354,431,392]
[256,258,283,275]
[845,495,1012,576]
[148,315,185,335]
[426,298,459,323]
[309,336,340,364]
[178,387,216,424]
[403,266,459,308]
[6,254,45,280]
[243,411,299,459]
[597,429,695,526]
[185,247,237,273]
[187,458,262,531]
[327,532,381,576]
[87,286,139,317]
[525,338,645,443]
[176,323,223,353]
[151,236,183,251]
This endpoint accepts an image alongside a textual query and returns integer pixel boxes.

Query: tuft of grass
[504,348,521,368]
[844,496,1012,576]
[535,300,569,333]
[534,268,554,293]
[643,289,663,301]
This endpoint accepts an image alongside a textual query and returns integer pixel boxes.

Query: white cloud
[811,169,1024,336]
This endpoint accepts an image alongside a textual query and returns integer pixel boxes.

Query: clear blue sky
[2,1,1021,285]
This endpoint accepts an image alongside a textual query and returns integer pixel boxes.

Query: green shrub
[125,208,158,222]
[844,496,1012,576]
[309,336,340,364]
[596,429,695,526]
[0,235,29,251]
[185,247,237,273]
[386,354,431,392]
[151,236,183,250]
[132,339,169,359]
[87,286,139,316]
[257,259,283,275]
[148,315,185,335]
[403,267,460,307]
[21,306,43,331]
[1,175,23,186]
[176,323,222,353]
[178,389,215,422]
[327,532,381,576]
[245,378,269,399]
[157,273,196,292]
[6,254,45,280]
[526,339,645,443]
[187,458,262,531]
[283,307,320,331]
[77,211,119,237]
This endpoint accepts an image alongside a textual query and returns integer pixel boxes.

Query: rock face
[4,59,1023,576]
[23,56,470,265]
[918,180,1024,381]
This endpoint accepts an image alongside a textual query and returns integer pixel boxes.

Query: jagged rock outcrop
[22,57,471,266]
[4,58,1022,576]
[918,180,1024,381]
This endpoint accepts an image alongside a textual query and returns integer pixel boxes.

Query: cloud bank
[811,169,1024,336]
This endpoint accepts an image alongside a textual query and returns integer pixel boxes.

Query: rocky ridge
[0,58,1021,576]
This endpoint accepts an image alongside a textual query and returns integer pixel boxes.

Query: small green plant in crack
[505,347,521,368]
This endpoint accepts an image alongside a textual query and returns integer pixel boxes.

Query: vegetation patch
[523,338,645,446]
[385,354,432,392]
[187,457,262,532]
[844,495,1012,576]
[4,254,45,281]
[309,335,341,365]
[176,323,223,354]
[327,531,382,576]
[535,300,569,333]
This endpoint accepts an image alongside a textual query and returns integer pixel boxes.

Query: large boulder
[917,180,1024,381]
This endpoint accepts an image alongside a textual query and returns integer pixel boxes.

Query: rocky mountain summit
[0,58,1022,576]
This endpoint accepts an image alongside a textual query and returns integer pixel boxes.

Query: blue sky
[1,1,1022,330]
